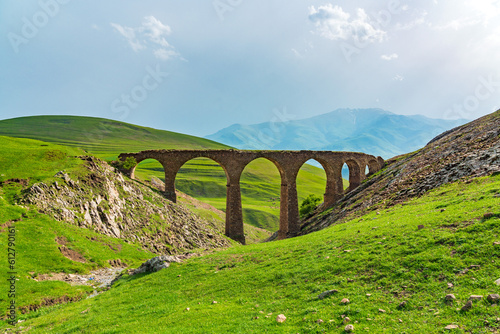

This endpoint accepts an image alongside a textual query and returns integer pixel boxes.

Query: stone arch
[344,158,362,192]
[175,157,229,202]
[245,156,292,239]
[164,155,231,202]
[120,154,165,181]
[367,159,380,176]
[377,156,385,169]
[296,158,341,209]
[132,157,169,191]
[119,150,384,244]
[239,157,284,232]
[244,156,286,180]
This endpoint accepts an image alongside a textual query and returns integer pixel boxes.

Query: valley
[0,110,499,333]
[0,116,331,232]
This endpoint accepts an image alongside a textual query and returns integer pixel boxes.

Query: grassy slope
[0,137,156,315]
[0,116,331,231]
[8,173,500,333]
[0,135,267,317]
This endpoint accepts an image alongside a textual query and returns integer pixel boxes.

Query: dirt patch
[106,243,122,252]
[0,178,29,187]
[58,246,86,263]
[440,220,478,230]
[108,259,126,267]
[0,221,14,233]
[55,236,68,246]
[20,295,84,314]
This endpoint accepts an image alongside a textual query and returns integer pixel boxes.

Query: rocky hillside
[21,155,232,254]
[301,109,500,234]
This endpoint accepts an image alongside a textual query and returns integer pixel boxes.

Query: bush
[122,157,137,169]
[112,157,137,170]
[299,194,322,218]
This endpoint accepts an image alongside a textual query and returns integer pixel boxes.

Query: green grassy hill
[0,116,331,231]
[5,172,499,333]
[0,136,158,318]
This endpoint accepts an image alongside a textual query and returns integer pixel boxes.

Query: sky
[1,0,500,137]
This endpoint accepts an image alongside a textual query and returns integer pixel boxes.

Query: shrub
[112,157,137,170]
[299,194,322,218]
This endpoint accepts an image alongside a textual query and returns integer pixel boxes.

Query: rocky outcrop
[130,255,182,275]
[301,110,500,234]
[22,156,231,254]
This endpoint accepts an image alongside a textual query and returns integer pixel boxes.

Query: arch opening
[130,157,165,188]
[175,157,228,210]
[296,159,327,220]
[239,157,281,240]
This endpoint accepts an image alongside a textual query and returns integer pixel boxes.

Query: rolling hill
[0,116,329,231]
[206,108,468,159]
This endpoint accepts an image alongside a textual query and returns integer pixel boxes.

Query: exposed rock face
[22,156,231,254]
[301,110,500,234]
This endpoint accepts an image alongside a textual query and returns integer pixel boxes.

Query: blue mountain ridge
[206,108,468,159]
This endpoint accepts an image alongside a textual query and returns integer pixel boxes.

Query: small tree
[299,194,322,219]
[112,156,137,170]
[122,156,137,170]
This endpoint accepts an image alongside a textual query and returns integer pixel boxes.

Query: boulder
[445,325,459,330]
[131,256,181,275]
[461,301,473,312]
[444,294,456,302]
[487,294,500,303]
[345,324,354,332]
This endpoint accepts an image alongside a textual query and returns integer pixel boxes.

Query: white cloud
[393,74,404,81]
[111,16,183,61]
[395,11,428,30]
[429,0,500,30]
[381,53,398,61]
[432,17,483,30]
[308,4,386,44]
[291,48,303,58]
[111,23,145,52]
[154,48,180,61]
[142,16,172,47]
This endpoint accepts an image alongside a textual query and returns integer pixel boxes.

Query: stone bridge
[119,150,384,244]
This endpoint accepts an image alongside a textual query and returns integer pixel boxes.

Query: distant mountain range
[206,109,468,159]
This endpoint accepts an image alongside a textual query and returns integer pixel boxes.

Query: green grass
[0,136,84,184]
[0,135,175,318]
[0,190,156,318]
[0,116,333,232]
[176,195,272,244]
[7,173,500,333]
